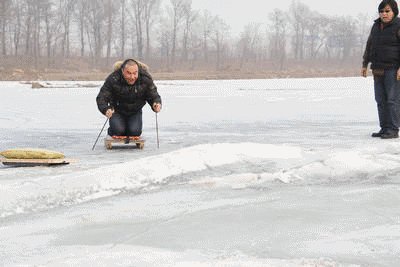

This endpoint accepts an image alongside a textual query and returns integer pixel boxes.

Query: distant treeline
[0,0,373,72]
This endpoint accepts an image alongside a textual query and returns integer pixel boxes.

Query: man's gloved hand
[152,102,162,113]
[105,108,114,118]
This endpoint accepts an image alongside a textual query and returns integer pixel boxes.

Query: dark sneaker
[371,130,384,137]
[381,132,399,139]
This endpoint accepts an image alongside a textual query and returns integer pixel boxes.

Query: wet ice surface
[0,79,400,266]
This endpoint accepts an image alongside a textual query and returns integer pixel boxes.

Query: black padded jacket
[96,61,161,116]
[363,17,400,70]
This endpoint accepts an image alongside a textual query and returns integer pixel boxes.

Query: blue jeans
[108,111,143,136]
[374,68,400,133]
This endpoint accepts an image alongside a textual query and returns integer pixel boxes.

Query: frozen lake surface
[0,78,399,266]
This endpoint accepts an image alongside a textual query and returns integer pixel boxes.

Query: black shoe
[381,132,399,139]
[371,130,385,137]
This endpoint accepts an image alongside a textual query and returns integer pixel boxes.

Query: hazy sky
[191,0,380,34]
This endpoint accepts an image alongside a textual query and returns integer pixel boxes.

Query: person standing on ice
[96,59,162,137]
[362,0,400,139]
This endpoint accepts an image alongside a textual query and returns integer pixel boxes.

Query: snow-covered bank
[0,143,302,218]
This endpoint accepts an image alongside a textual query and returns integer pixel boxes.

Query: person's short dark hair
[379,0,399,17]
[122,59,139,70]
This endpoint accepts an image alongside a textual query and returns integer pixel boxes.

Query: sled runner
[104,136,145,150]
[0,158,73,167]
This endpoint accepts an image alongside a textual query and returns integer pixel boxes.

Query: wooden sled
[104,136,145,150]
[0,158,73,167]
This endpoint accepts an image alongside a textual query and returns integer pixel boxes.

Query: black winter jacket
[363,17,400,70]
[96,64,161,116]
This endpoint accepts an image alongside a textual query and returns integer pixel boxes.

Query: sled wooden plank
[104,138,145,150]
[0,158,74,166]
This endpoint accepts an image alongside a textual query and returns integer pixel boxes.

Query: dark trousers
[374,69,400,133]
[108,111,143,136]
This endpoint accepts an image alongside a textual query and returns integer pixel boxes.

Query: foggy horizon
[191,0,379,35]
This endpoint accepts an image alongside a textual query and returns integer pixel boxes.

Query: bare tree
[304,13,327,59]
[210,16,229,70]
[326,16,357,61]
[32,1,40,61]
[42,0,56,65]
[340,17,357,60]
[76,0,89,57]
[59,0,75,58]
[181,0,197,62]
[289,0,310,60]
[104,0,117,65]
[131,0,145,59]
[169,0,186,65]
[10,0,22,56]
[23,0,34,56]
[120,0,126,58]
[32,0,50,67]
[0,0,12,56]
[129,0,160,60]
[268,9,287,70]
[199,10,213,63]
[143,0,160,60]
[158,15,172,68]
[86,0,105,63]
[237,23,263,67]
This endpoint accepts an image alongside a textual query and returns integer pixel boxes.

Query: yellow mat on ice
[0,148,65,159]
